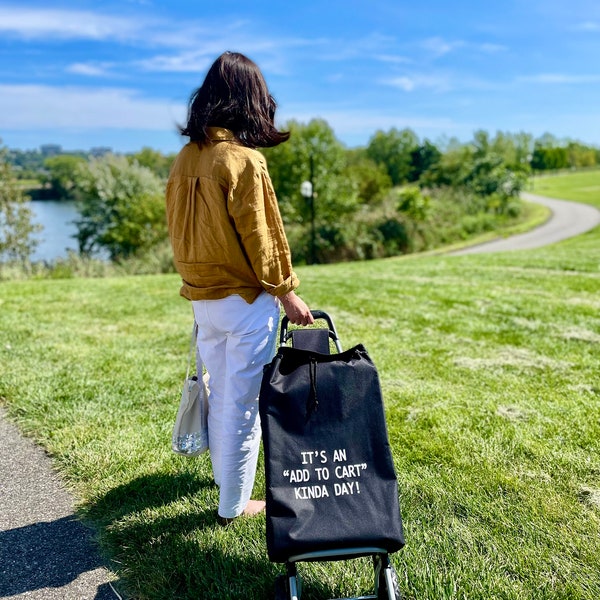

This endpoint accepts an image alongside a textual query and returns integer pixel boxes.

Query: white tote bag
[172,322,209,456]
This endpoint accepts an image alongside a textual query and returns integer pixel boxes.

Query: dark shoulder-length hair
[179,51,290,148]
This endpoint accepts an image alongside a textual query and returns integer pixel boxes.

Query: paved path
[0,407,121,599]
[450,192,600,255]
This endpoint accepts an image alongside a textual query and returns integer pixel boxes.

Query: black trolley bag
[259,311,404,600]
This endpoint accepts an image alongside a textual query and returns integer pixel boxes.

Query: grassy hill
[531,169,600,205]
[1,171,599,599]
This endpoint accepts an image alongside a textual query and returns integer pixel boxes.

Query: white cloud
[479,43,508,53]
[136,51,218,73]
[385,76,417,92]
[380,74,452,92]
[518,73,600,84]
[66,63,114,77]
[374,54,412,65]
[312,33,400,62]
[575,21,600,31]
[0,83,466,149]
[0,5,230,50]
[0,6,142,41]
[0,84,185,130]
[421,36,465,57]
[279,106,462,143]
[420,37,505,59]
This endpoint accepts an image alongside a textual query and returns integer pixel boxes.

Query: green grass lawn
[531,169,600,207]
[1,172,599,599]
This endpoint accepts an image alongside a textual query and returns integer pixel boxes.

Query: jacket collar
[207,127,236,142]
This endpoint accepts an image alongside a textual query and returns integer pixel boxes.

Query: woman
[166,51,313,524]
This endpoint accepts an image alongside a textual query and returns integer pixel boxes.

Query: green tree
[531,144,569,171]
[409,140,442,182]
[6,148,45,179]
[262,119,359,262]
[129,147,176,180]
[72,154,166,260]
[422,134,526,214]
[466,152,526,211]
[488,130,533,170]
[421,143,474,189]
[395,185,430,221]
[536,132,561,149]
[0,143,40,262]
[345,150,392,204]
[366,127,419,185]
[566,141,597,168]
[43,154,87,200]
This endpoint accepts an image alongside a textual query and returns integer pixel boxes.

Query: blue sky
[1,0,600,154]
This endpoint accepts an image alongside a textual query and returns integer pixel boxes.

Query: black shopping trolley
[259,311,405,600]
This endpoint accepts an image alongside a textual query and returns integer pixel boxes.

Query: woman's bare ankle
[243,499,266,515]
[217,500,265,525]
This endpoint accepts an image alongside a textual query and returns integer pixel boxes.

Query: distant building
[89,147,112,157]
[40,144,62,157]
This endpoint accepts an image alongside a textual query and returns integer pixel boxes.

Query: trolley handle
[279,309,342,351]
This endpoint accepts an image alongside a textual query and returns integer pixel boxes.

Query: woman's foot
[217,499,266,526]
[243,499,266,516]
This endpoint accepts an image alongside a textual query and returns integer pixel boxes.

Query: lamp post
[300,156,316,264]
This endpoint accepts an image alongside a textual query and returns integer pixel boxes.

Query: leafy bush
[300,185,526,262]
[0,144,41,263]
[73,154,167,260]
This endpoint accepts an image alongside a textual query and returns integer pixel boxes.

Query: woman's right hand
[280,292,314,326]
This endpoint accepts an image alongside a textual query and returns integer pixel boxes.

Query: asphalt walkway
[2,192,599,599]
[450,192,600,254]
[0,407,121,599]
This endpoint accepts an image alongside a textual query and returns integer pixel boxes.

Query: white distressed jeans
[191,292,280,518]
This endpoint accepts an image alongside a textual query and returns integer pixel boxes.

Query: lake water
[29,200,80,261]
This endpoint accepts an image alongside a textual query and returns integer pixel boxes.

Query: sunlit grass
[531,169,600,207]
[1,173,599,599]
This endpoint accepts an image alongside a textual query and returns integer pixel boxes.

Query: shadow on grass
[84,470,338,599]
[84,469,215,522]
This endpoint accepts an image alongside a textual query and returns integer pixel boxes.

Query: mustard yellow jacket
[165,127,299,303]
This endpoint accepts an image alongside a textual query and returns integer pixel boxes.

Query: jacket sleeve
[227,152,299,297]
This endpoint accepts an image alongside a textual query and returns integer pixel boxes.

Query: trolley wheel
[274,574,288,600]
[377,562,401,600]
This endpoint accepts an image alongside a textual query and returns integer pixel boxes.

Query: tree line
[1,124,599,266]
